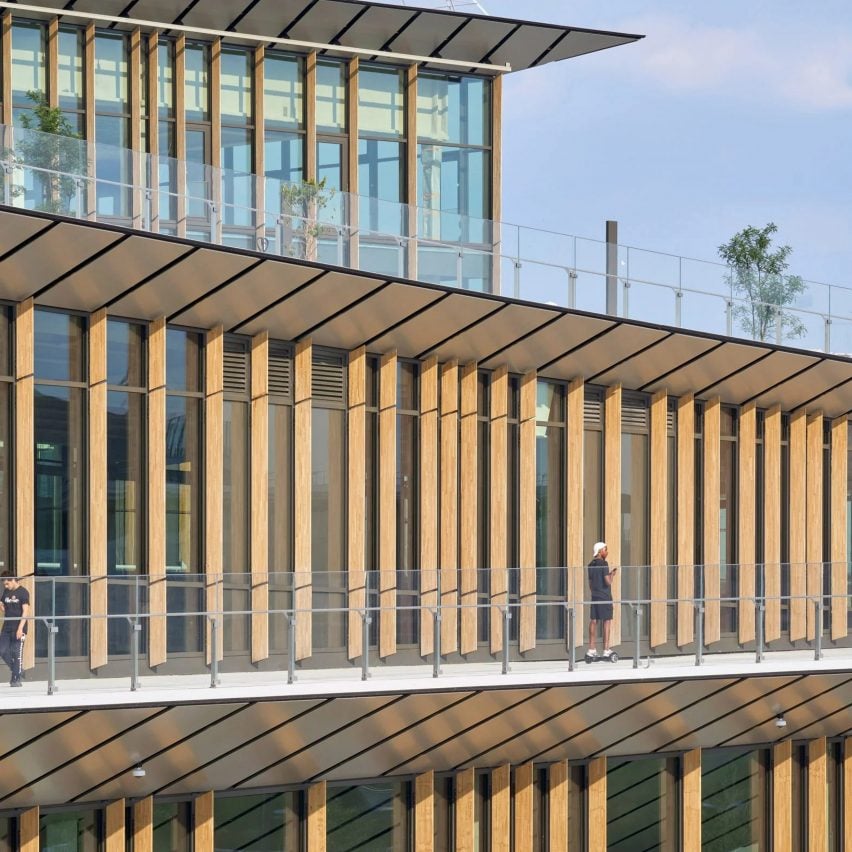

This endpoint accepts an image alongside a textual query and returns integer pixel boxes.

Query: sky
[480,0,852,291]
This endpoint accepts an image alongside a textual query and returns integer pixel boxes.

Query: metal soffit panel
[700,349,819,405]
[747,355,851,412]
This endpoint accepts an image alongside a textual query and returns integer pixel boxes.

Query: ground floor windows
[326,782,411,850]
[153,801,191,851]
[215,792,301,851]
[40,808,100,851]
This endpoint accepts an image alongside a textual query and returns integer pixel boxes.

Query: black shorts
[590,601,613,621]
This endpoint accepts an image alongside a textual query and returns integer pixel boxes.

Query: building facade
[0,2,850,850]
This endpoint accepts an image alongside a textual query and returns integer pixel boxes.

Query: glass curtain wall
[396,360,419,646]
[34,309,87,658]
[11,21,46,124]
[184,42,211,235]
[0,309,12,576]
[220,48,254,242]
[535,380,565,640]
[326,782,411,850]
[58,27,85,134]
[40,809,100,851]
[215,792,301,851]
[720,406,738,637]
[584,389,604,608]
[152,802,192,852]
[165,328,203,653]
[157,39,178,227]
[358,65,406,275]
[434,775,455,852]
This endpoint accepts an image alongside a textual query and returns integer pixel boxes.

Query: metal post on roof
[606,220,618,316]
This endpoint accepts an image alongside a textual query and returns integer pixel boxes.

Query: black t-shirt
[587,558,612,601]
[1,585,30,631]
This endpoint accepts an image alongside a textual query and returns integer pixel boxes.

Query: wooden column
[789,409,807,640]
[677,394,695,647]
[806,413,823,641]
[587,757,607,852]
[84,24,96,216]
[209,39,222,243]
[147,33,160,232]
[830,416,848,640]
[455,768,475,852]
[294,339,313,661]
[148,318,167,667]
[132,797,153,852]
[378,351,397,658]
[406,64,418,278]
[305,52,317,181]
[808,737,827,851]
[175,35,187,236]
[420,356,439,657]
[194,791,214,852]
[15,300,35,672]
[105,798,125,852]
[47,18,59,107]
[19,807,39,852]
[764,406,782,643]
[204,327,224,664]
[346,347,367,659]
[604,385,622,646]
[89,310,108,670]
[440,361,459,654]
[683,749,702,851]
[1,13,12,126]
[490,73,503,295]
[650,390,668,647]
[773,740,792,852]
[513,763,534,852]
[518,371,537,652]
[489,365,508,654]
[346,57,359,268]
[548,760,569,852]
[567,379,585,647]
[459,362,478,654]
[415,770,434,852]
[250,332,269,662]
[491,765,510,852]
[307,781,326,852]
[738,402,757,644]
[703,397,721,645]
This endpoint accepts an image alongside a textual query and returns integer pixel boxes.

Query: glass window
[0,382,11,574]
[106,320,145,387]
[94,33,128,113]
[153,802,191,852]
[265,53,303,129]
[434,775,454,852]
[269,401,293,574]
[702,748,768,851]
[397,361,419,646]
[215,792,301,851]
[312,406,346,574]
[264,131,303,187]
[418,74,490,146]
[34,310,85,383]
[316,60,346,132]
[220,49,252,123]
[58,28,84,112]
[11,22,45,105]
[621,431,649,611]
[221,126,254,226]
[95,113,131,217]
[359,66,404,137]
[607,756,679,850]
[327,782,411,849]
[184,43,209,121]
[166,395,201,573]
[40,809,100,851]
[223,400,249,573]
[0,816,15,852]
[166,328,202,391]
[158,40,175,118]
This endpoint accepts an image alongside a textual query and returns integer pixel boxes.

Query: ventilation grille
[667,400,677,435]
[622,394,649,431]
[269,342,292,399]
[313,350,346,403]
[584,392,602,427]
[223,339,248,395]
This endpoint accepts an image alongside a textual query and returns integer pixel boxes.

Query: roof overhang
[1,205,850,417]
[1,657,850,809]
[1,0,643,75]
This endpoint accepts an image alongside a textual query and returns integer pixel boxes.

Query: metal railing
[3,123,852,356]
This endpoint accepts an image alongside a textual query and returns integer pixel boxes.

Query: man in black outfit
[587,542,616,659]
[0,571,29,687]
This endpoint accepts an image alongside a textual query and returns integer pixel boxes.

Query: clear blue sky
[486,0,852,289]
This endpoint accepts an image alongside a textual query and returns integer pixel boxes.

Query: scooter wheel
[609,652,619,663]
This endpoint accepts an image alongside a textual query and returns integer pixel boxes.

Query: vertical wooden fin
[459,362,479,655]
[566,379,585,648]
[406,64,419,278]
[604,385,622,646]
[346,57,360,268]
[347,347,366,660]
[808,737,827,851]
[489,366,508,654]
[193,791,214,852]
[250,332,269,663]
[105,798,125,852]
[682,749,702,851]
[738,403,757,644]
[455,768,475,852]
[587,757,607,852]
[518,371,537,653]
[307,781,326,852]
[788,409,807,640]
[420,356,439,657]
[772,740,792,852]
[650,390,668,648]
[414,770,434,852]
[132,797,153,852]
[305,52,317,181]
[440,361,459,654]
[490,765,510,852]
[830,416,848,640]
[548,760,569,851]
[378,351,398,658]
[1,14,12,126]
[513,763,534,852]
[490,74,503,295]
[703,398,721,645]
[19,807,39,852]
[764,406,782,643]
[148,317,167,667]
[676,394,695,646]
[806,413,823,641]
[294,339,313,660]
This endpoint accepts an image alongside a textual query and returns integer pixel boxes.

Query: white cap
[592,541,607,557]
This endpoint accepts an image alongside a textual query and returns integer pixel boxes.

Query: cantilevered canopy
[7,0,643,73]
[1,205,851,417]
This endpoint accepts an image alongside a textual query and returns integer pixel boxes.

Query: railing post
[130,617,141,692]
[336,227,344,265]
[75,178,84,219]
[361,609,371,682]
[47,620,58,696]
[457,248,464,290]
[567,605,575,672]
[755,597,764,664]
[775,310,783,345]
[824,316,832,354]
[276,216,286,256]
[2,162,11,206]
[695,603,704,666]
[622,279,630,320]
[633,604,642,669]
[814,599,823,661]
[726,301,733,336]
[432,608,442,679]
[502,605,511,675]
[287,611,297,684]
[209,616,219,688]
[675,289,683,327]
[567,269,577,309]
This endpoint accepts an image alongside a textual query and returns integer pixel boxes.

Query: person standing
[0,571,29,687]
[587,542,616,659]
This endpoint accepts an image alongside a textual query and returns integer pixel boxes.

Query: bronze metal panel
[337,6,421,50]
[543,30,641,63]
[242,691,475,788]
[40,236,193,311]
[702,349,819,404]
[385,12,465,58]
[480,313,614,373]
[642,341,769,397]
[802,379,852,419]
[285,2,367,44]
[592,334,717,388]
[367,293,502,359]
[108,248,258,319]
[546,324,669,380]
[237,271,386,339]
[437,18,516,64]
[430,304,559,365]
[750,357,852,412]
[171,261,325,329]
[0,221,123,301]
[0,210,54,259]
[303,282,446,351]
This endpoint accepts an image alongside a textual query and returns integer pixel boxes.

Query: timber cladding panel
[788,409,807,641]
[702,397,721,646]
[676,394,695,647]
[773,740,792,852]
[205,326,224,665]
[251,332,270,663]
[459,362,479,655]
[347,347,367,660]
[737,403,756,645]
[604,385,622,646]
[805,413,823,641]
[420,356,439,657]
[566,379,584,647]
[294,339,313,661]
[830,416,848,640]
[489,365,509,655]
[518,371,537,653]
[490,765,511,852]
[440,361,460,655]
[763,406,782,643]
[378,351,398,658]
[414,770,433,852]
[650,389,668,648]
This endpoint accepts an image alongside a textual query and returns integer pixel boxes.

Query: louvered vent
[622,394,649,431]
[223,339,248,395]
[584,392,602,427]
[667,400,677,435]
[313,350,346,403]
[269,342,292,399]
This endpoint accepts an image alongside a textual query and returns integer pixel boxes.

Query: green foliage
[718,222,805,343]
[279,177,336,259]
